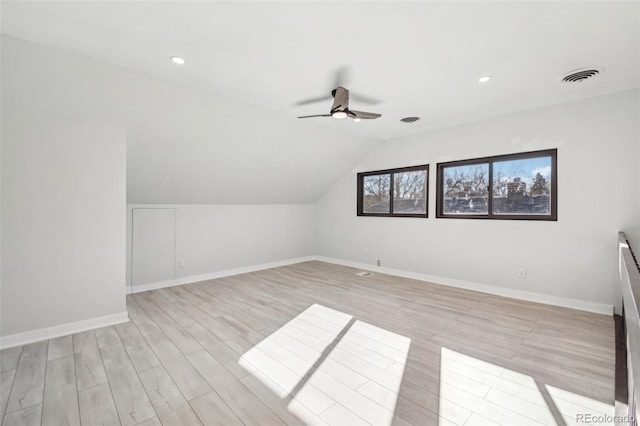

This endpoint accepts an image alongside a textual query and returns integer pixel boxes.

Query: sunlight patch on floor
[545,384,616,425]
[439,347,615,426]
[238,304,411,425]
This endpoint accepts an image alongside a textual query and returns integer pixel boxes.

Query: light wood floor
[0,261,615,426]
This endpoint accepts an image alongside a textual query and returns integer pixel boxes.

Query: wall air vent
[355,271,374,277]
[561,68,602,84]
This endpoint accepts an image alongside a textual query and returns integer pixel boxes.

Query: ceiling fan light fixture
[332,111,347,119]
[478,75,492,83]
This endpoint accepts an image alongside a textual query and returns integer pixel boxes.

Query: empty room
[1,1,639,426]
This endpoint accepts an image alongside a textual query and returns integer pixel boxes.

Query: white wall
[316,90,639,313]
[126,204,315,290]
[637,106,640,247]
[1,110,128,344]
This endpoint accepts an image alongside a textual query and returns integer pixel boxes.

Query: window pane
[393,170,427,214]
[363,174,390,213]
[442,164,489,214]
[492,156,552,215]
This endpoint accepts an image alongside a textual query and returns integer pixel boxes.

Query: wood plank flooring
[0,261,615,426]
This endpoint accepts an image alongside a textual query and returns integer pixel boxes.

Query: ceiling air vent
[561,68,602,84]
[400,116,420,123]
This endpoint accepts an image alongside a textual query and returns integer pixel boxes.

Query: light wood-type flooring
[0,261,616,426]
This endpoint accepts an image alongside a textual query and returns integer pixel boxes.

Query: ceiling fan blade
[297,114,332,119]
[295,95,333,106]
[331,87,349,112]
[333,66,350,88]
[350,110,382,120]
[350,92,382,105]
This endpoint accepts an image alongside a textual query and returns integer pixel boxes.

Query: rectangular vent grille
[356,271,374,277]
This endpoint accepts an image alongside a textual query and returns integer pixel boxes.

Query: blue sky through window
[493,156,552,189]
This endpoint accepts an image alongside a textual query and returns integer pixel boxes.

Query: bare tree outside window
[442,163,489,214]
[357,165,429,217]
[363,174,390,213]
[492,157,552,215]
[393,171,427,214]
[437,149,557,220]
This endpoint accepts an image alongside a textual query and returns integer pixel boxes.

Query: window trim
[436,149,557,221]
[357,164,429,218]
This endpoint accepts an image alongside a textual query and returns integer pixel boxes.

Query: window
[436,149,557,220]
[357,165,429,217]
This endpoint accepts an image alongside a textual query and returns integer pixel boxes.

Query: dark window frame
[357,164,429,218]
[436,149,557,221]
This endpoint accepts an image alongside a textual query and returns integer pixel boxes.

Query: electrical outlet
[377,259,381,267]
[179,259,185,268]
[518,268,526,278]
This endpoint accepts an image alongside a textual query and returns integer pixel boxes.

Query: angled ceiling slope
[1,36,379,204]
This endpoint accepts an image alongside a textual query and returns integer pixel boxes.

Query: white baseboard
[0,311,130,350]
[314,256,613,316]
[2,254,609,349]
[129,256,315,294]
[128,254,612,314]
[127,279,179,294]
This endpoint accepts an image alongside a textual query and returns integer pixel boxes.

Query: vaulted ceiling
[2,1,638,203]
[2,36,378,204]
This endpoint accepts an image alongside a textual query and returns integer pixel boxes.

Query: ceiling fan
[297,87,382,121]
[295,66,380,106]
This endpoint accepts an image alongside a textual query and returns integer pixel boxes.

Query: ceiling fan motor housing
[298,86,381,120]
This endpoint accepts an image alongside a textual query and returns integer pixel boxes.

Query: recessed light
[478,75,492,83]
[354,118,361,123]
[170,56,185,65]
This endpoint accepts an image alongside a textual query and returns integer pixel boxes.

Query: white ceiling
[2,1,639,141]
[1,35,379,204]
